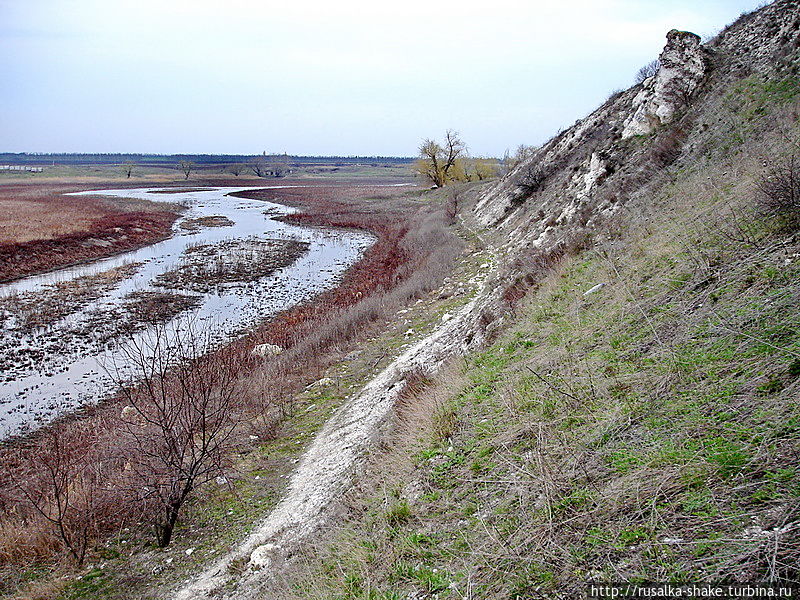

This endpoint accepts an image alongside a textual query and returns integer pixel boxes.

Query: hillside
[172,1,800,597]
[2,2,797,599]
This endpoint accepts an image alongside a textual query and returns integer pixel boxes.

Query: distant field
[0,155,417,182]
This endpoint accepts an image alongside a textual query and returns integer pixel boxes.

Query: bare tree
[105,322,241,547]
[415,130,466,187]
[757,151,800,230]
[268,156,291,178]
[635,59,660,83]
[249,158,267,178]
[10,426,107,565]
[178,160,194,180]
[228,163,245,177]
[123,161,135,179]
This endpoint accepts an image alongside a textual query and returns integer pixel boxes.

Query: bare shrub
[513,163,549,204]
[105,322,241,547]
[635,59,660,83]
[651,125,689,167]
[756,153,800,230]
[7,426,112,566]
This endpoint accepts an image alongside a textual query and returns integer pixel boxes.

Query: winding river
[0,186,374,438]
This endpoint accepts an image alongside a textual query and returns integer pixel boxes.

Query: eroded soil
[153,238,310,293]
[179,215,235,231]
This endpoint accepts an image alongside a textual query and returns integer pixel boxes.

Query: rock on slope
[174,1,800,597]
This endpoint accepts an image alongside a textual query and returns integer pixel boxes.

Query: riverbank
[0,176,413,284]
[0,180,467,600]
[0,186,374,438]
[0,182,182,283]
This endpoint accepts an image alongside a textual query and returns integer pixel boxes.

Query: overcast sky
[0,0,765,156]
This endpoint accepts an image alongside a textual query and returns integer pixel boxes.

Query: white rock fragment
[583,283,606,296]
[249,543,278,569]
[120,405,137,420]
[252,343,283,358]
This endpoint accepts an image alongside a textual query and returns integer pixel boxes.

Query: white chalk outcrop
[622,29,707,138]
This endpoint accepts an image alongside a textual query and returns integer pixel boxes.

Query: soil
[153,238,310,293]
[179,215,235,231]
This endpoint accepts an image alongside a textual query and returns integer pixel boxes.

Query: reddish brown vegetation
[232,185,419,348]
[0,183,180,282]
[0,182,463,589]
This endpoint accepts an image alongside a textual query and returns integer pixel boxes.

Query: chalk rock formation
[622,29,707,138]
[252,343,283,357]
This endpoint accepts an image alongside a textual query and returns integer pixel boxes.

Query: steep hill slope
[175,1,800,598]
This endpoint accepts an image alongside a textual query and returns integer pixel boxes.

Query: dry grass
[0,181,466,599]
[0,182,181,282]
[262,66,800,600]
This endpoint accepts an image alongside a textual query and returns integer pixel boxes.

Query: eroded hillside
[190,1,800,597]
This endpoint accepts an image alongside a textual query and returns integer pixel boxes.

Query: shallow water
[0,186,374,438]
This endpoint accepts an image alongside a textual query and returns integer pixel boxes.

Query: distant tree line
[0,153,416,166]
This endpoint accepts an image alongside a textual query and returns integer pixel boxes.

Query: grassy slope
[3,184,479,600]
[271,76,800,597]
[39,216,489,600]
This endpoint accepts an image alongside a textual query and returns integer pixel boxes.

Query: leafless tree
[249,158,268,178]
[10,426,108,565]
[105,322,241,547]
[228,163,245,177]
[635,59,660,83]
[268,158,291,178]
[123,161,135,179]
[757,152,800,230]
[178,160,194,180]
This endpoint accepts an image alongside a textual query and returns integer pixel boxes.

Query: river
[0,186,374,438]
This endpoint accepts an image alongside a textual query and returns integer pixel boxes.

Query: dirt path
[173,277,490,599]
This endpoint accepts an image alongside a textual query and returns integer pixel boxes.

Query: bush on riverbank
[0,182,466,597]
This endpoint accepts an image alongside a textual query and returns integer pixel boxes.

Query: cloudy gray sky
[1,0,764,156]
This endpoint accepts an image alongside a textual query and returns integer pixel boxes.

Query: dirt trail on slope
[173,284,488,600]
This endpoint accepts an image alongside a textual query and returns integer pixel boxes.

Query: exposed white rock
[251,343,283,358]
[583,283,606,296]
[249,543,278,569]
[622,29,707,138]
[120,405,137,421]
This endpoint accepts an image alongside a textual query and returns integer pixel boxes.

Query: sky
[0,0,766,157]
